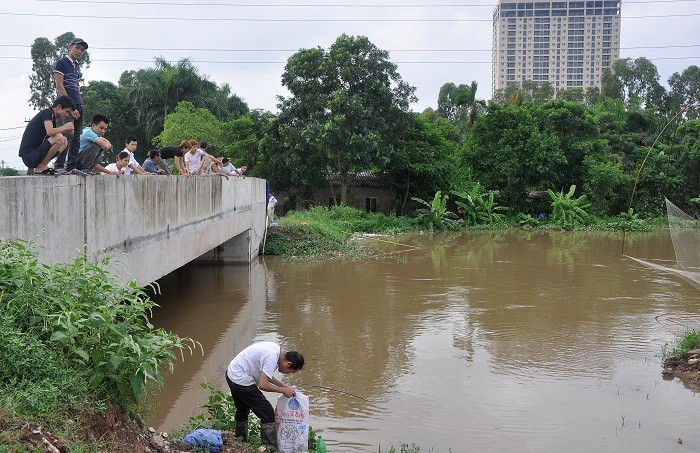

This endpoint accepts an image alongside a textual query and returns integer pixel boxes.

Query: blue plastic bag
[183,428,224,453]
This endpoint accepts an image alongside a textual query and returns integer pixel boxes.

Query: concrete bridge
[0,175,268,286]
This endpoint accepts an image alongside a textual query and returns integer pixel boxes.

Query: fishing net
[626,198,700,292]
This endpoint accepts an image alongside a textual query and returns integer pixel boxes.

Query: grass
[263,205,413,259]
[664,330,700,359]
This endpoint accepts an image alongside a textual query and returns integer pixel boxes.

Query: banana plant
[411,191,459,231]
[452,183,508,226]
[548,184,591,227]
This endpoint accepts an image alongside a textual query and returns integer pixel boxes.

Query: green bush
[411,191,460,231]
[0,239,199,408]
[548,184,591,228]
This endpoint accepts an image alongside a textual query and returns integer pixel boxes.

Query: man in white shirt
[102,151,130,175]
[217,157,236,175]
[225,342,304,450]
[233,164,248,177]
[121,136,148,175]
[184,139,222,175]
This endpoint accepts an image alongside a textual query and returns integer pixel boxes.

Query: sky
[1,0,699,170]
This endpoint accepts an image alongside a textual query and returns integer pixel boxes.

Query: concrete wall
[0,175,267,286]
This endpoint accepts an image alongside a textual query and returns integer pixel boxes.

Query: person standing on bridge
[18,95,76,175]
[225,341,304,451]
[53,37,88,174]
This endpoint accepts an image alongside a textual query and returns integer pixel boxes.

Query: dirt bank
[662,349,700,393]
[0,405,256,453]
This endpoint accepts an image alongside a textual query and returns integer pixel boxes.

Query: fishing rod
[621,105,687,256]
[303,384,369,402]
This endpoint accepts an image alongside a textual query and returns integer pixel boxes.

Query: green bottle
[316,435,327,453]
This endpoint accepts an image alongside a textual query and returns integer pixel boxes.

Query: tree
[0,168,19,176]
[600,57,665,109]
[492,80,554,105]
[437,81,481,126]
[464,102,567,211]
[221,109,275,170]
[667,65,700,120]
[29,32,91,110]
[386,112,460,214]
[521,80,555,103]
[123,58,246,146]
[278,34,416,205]
[152,101,223,149]
[557,88,584,103]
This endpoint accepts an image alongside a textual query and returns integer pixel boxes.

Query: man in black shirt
[19,96,76,175]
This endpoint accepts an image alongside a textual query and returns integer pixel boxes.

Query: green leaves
[153,101,223,149]
[411,191,459,231]
[278,34,416,204]
[452,183,508,226]
[0,239,199,406]
[548,184,591,228]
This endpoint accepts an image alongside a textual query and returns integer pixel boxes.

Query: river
[147,229,700,452]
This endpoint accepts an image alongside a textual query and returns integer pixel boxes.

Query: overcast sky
[1,0,698,170]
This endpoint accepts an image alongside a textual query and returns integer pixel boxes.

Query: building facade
[492,0,621,94]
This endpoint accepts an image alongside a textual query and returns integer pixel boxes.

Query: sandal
[35,168,56,175]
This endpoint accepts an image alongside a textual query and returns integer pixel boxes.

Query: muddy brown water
[146,230,700,452]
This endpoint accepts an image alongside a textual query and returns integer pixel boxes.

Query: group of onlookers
[18,37,247,178]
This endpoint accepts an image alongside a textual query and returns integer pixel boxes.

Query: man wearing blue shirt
[142,150,166,174]
[53,37,88,172]
[73,114,112,175]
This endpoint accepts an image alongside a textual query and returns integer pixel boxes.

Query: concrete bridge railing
[0,175,267,286]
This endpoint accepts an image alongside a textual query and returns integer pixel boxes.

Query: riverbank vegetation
[662,331,700,392]
[0,239,200,451]
[665,331,700,359]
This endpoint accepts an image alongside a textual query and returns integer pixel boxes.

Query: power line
[1,56,698,64]
[0,126,25,131]
[3,11,700,22]
[3,44,700,52]
[30,0,700,6]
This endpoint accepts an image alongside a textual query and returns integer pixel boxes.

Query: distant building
[492,0,621,94]
[311,172,395,214]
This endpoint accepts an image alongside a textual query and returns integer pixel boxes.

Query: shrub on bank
[0,239,197,425]
[664,330,700,359]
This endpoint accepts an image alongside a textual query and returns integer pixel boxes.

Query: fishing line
[303,384,370,402]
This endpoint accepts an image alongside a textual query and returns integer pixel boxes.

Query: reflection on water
[148,230,700,452]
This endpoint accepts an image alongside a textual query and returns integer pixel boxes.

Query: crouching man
[18,95,75,175]
[225,342,304,451]
[72,114,112,175]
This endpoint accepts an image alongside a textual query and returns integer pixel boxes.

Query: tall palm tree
[125,58,210,143]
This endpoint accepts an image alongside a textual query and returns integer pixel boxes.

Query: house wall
[311,185,396,214]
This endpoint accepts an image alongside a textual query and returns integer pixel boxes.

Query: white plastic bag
[275,391,309,453]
